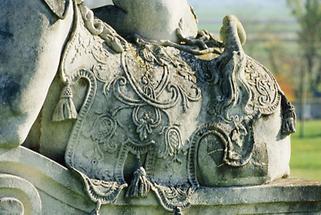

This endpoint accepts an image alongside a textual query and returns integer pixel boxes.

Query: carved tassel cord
[280,92,296,135]
[126,167,151,198]
[173,207,184,215]
[52,83,78,121]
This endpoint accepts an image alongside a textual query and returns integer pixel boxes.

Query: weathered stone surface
[0,0,73,147]
[93,0,198,42]
[0,173,42,215]
[0,198,24,215]
[0,0,299,214]
[21,3,294,213]
[0,147,320,215]
[43,0,68,19]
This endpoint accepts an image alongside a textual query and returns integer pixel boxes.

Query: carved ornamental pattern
[52,2,296,215]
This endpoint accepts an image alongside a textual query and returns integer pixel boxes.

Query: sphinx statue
[1,0,316,215]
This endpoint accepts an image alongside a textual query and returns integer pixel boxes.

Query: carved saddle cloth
[58,2,286,213]
[59,2,202,211]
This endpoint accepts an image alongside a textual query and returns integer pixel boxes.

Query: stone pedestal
[0,146,320,215]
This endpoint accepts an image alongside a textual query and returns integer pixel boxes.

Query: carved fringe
[126,167,151,198]
[52,83,78,121]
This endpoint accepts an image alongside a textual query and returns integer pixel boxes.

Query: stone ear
[43,0,69,19]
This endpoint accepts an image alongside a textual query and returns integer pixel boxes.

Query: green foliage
[291,120,321,180]
[287,0,321,96]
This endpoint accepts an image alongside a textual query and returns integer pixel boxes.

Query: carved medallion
[188,122,268,187]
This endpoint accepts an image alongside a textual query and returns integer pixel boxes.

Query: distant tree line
[287,0,321,97]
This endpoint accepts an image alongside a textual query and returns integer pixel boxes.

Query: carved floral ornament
[49,1,296,214]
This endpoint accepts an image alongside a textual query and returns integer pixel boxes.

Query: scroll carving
[53,3,295,215]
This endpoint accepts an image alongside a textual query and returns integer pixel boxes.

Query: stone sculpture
[1,0,317,215]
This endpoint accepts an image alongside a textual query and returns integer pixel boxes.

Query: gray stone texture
[0,0,73,147]
[0,147,320,215]
[0,0,303,214]
[93,0,198,42]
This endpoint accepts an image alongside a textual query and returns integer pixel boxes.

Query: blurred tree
[287,0,321,97]
[288,0,321,137]
[264,35,297,101]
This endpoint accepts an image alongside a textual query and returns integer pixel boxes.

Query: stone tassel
[52,83,78,121]
[280,91,296,135]
[173,207,184,215]
[126,167,151,198]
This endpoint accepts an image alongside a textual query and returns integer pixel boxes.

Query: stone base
[0,146,320,215]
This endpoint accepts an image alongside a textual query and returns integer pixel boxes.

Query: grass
[290,120,321,181]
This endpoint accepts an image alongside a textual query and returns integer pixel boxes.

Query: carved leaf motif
[166,128,182,155]
[132,106,161,141]
[159,127,183,160]
[136,118,153,140]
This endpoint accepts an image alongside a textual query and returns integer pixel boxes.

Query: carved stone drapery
[50,2,296,214]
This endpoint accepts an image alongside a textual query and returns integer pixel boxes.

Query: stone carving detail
[89,114,118,153]
[43,0,68,19]
[59,2,203,214]
[71,167,127,214]
[280,91,296,135]
[244,57,280,115]
[48,2,296,215]
[78,3,126,53]
[159,126,183,162]
[151,183,193,212]
[0,198,24,215]
[188,122,258,188]
[0,174,42,215]
[0,0,302,214]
